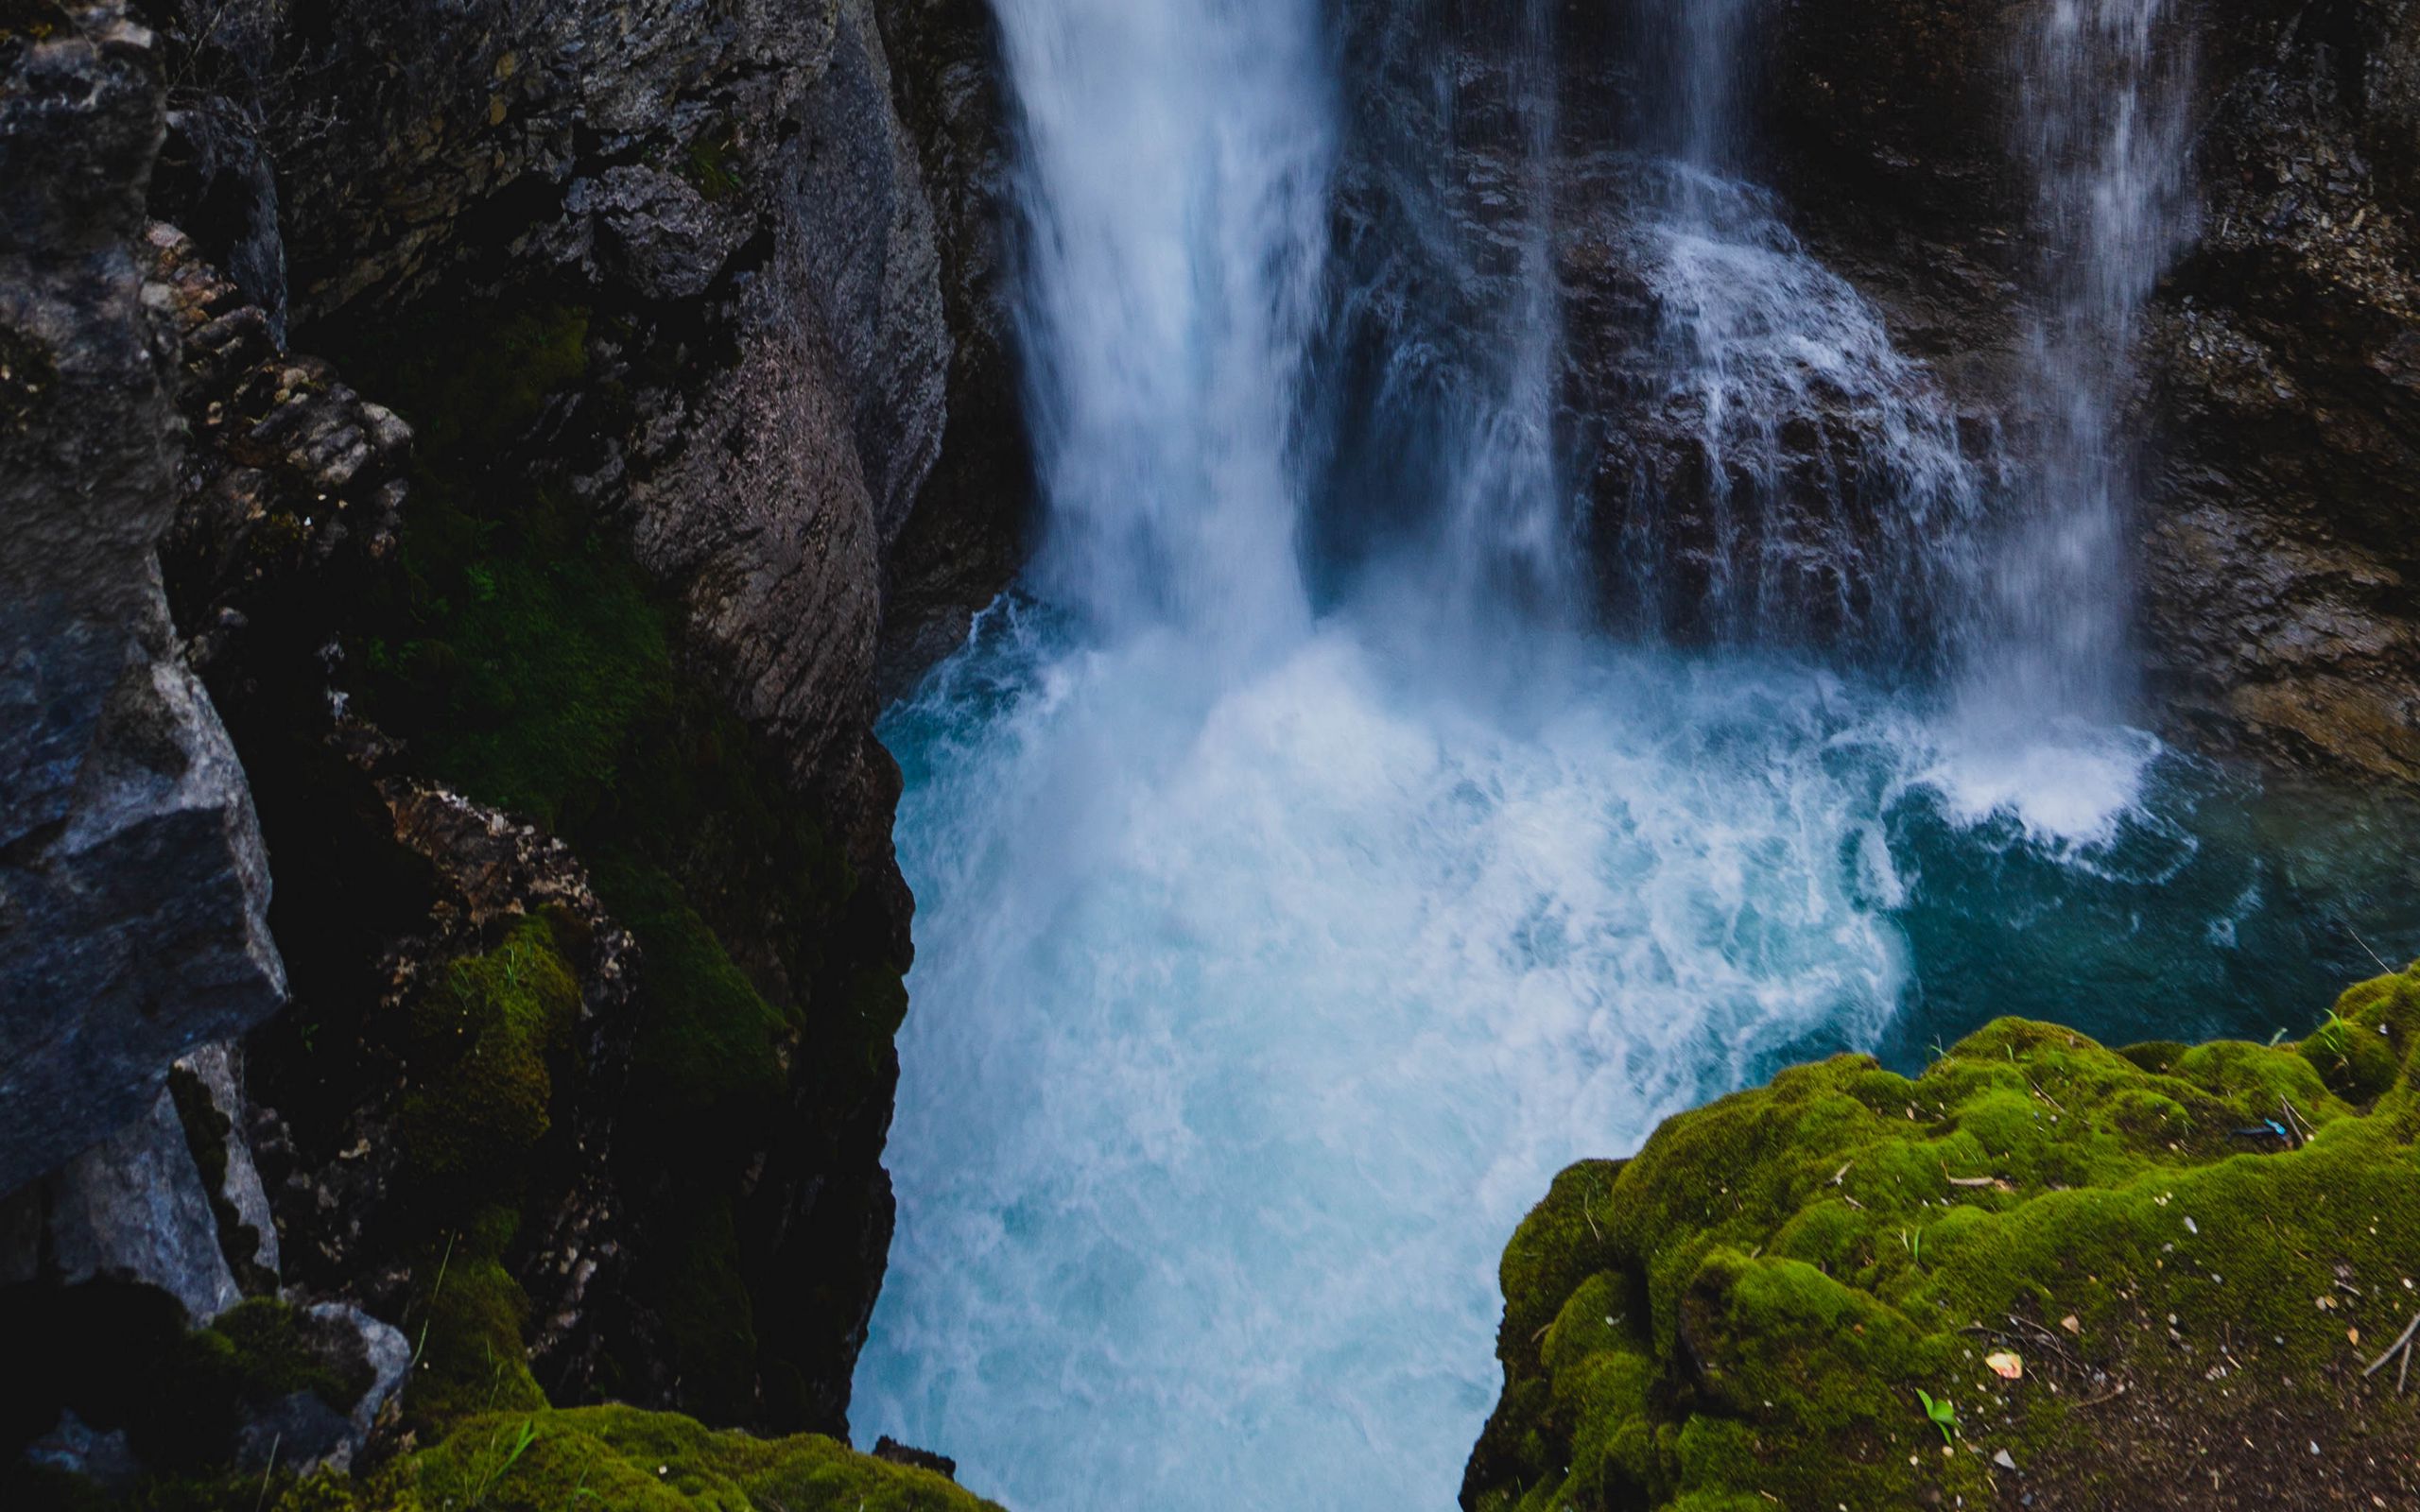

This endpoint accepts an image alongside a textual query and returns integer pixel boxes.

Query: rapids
[851,1,2417,1507]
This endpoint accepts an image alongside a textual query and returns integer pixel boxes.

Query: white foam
[1919,714,2161,849]
[856,627,1919,1511]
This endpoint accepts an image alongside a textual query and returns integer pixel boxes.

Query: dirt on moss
[1465,963,2420,1512]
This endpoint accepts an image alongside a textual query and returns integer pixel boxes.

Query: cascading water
[1001,0,1331,651]
[1432,0,1573,625]
[853,1,2419,1507]
[1590,0,1989,673]
[1957,0,2195,733]
[1606,163,1991,666]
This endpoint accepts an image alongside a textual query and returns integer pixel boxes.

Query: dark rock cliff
[2,0,1029,1496]
[1391,0,2420,780]
[1755,0,2420,780]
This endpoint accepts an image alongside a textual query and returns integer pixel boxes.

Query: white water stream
[844,2,2405,1508]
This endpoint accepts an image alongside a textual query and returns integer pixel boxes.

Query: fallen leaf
[2060,1314,2081,1334]
[1985,1350,2023,1381]
[2349,1328,2360,1345]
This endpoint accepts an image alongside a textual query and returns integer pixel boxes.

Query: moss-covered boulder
[381,1406,1000,1512]
[1465,964,2420,1511]
[15,1404,1001,1512]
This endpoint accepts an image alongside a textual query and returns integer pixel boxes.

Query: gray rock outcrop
[1,6,286,1197]
[24,1083,242,1320]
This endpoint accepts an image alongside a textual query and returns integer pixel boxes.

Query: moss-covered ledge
[17,1402,1003,1512]
[1465,964,2420,1511]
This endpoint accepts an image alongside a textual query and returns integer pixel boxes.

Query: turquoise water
[845,0,2415,1502]
[853,596,2419,1511]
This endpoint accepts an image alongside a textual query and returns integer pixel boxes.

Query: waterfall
[1313,0,1577,632]
[1433,0,1573,627]
[1591,0,1990,671]
[999,0,1333,657]
[1960,0,2194,730]
[853,7,1925,1504]
[850,0,2410,1506]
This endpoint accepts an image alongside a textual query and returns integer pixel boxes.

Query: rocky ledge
[4,0,1029,1503]
[1465,962,2420,1511]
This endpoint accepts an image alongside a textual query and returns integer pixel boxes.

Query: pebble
[1993,1449,2017,1469]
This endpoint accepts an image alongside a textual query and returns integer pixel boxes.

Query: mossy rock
[15,1407,1000,1512]
[1,1294,381,1496]
[397,1406,1000,1512]
[93,1407,1001,1512]
[396,913,583,1196]
[1467,964,2420,1511]
[396,1211,550,1432]
[325,281,910,1421]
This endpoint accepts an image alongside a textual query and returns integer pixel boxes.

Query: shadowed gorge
[2,0,2417,1508]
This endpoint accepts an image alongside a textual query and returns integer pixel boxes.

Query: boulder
[34,1085,242,1322]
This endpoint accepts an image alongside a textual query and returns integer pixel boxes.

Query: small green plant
[2310,1008,2353,1063]
[409,1230,457,1373]
[561,1464,599,1511]
[465,1417,542,1508]
[1914,1388,1957,1446]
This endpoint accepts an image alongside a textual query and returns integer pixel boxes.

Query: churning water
[852,1,2418,1507]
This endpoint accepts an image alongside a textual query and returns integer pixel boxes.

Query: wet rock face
[1555,156,1997,668]
[562,165,754,302]
[0,6,286,1197]
[2140,0,2420,781]
[1325,8,1996,669]
[233,0,830,323]
[3,0,1026,1458]
[128,0,1024,1438]
[1740,0,2420,781]
[873,0,1033,696]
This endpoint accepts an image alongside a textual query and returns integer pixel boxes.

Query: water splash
[859,613,1918,1511]
[849,1,2411,1507]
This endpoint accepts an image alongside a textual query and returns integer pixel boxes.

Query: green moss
[397,914,582,1196]
[603,866,791,1134]
[270,1405,998,1512]
[326,286,908,1420]
[391,531,674,829]
[198,1300,377,1414]
[677,128,747,203]
[651,1199,761,1428]
[1468,964,2420,1512]
[398,1212,548,1431]
[371,303,594,461]
[0,1295,379,1489]
[14,1409,1002,1512]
